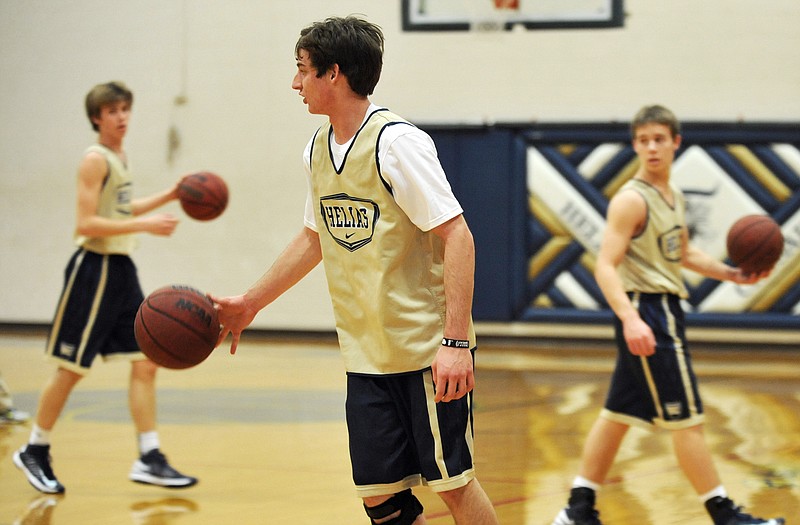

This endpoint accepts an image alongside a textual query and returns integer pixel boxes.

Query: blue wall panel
[423,122,800,329]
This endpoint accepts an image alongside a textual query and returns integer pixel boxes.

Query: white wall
[1,0,798,330]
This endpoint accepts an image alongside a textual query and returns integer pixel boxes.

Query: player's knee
[363,489,423,525]
[131,358,158,378]
[436,480,470,507]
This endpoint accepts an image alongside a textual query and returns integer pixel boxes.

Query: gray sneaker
[129,449,198,488]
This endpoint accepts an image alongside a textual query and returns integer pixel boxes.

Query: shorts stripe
[666,295,700,420]
[639,356,664,421]
[632,293,666,422]
[422,369,449,480]
[75,254,109,365]
[463,383,475,464]
[45,249,87,358]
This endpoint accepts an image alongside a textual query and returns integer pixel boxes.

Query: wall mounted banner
[525,128,800,323]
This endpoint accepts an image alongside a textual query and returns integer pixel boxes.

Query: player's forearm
[75,215,153,237]
[244,227,322,311]
[682,244,736,281]
[441,221,475,340]
[595,263,639,323]
[132,185,179,216]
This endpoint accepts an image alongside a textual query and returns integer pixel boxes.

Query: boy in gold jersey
[212,16,498,525]
[14,82,197,494]
[551,105,783,525]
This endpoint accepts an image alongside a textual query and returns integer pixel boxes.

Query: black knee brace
[363,489,424,525]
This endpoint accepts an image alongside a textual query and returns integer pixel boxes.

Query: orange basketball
[726,215,784,275]
[134,285,220,369]
[178,171,228,221]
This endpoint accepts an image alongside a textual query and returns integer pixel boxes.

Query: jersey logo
[58,343,77,360]
[319,193,380,251]
[664,401,684,418]
[658,225,683,262]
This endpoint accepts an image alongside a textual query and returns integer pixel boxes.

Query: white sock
[138,431,160,455]
[699,485,727,503]
[29,424,51,446]
[572,476,601,492]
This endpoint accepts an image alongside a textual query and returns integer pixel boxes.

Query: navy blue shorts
[603,293,704,429]
[345,356,477,498]
[45,249,145,374]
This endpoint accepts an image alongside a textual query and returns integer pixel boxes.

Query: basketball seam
[136,308,194,367]
[177,173,227,220]
[145,295,217,341]
[730,219,782,270]
[137,291,218,367]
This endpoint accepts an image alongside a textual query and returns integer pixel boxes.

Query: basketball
[134,285,220,369]
[178,171,228,221]
[726,215,784,275]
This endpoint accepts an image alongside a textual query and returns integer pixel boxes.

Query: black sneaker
[552,487,603,525]
[705,496,785,525]
[13,445,65,494]
[129,449,198,488]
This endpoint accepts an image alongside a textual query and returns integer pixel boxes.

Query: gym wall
[1,0,798,332]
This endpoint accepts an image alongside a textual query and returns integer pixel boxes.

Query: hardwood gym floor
[0,328,797,524]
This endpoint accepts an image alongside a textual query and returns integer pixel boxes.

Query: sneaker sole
[129,472,198,488]
[13,450,65,494]
[552,509,575,525]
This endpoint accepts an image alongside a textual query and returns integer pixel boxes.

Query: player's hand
[169,174,190,200]
[623,316,656,356]
[208,293,257,355]
[729,266,771,285]
[143,213,179,236]
[431,345,474,403]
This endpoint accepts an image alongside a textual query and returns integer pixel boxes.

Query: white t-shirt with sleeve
[303,104,462,233]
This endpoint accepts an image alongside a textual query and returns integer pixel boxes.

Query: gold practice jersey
[617,178,688,298]
[309,108,475,375]
[74,144,137,255]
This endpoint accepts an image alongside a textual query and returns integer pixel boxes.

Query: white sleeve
[378,126,463,232]
[301,137,318,231]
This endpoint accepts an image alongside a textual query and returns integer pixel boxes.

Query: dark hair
[85,81,133,132]
[295,16,384,97]
[630,104,681,139]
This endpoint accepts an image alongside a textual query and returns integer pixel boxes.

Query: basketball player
[211,16,499,525]
[551,105,784,525]
[13,82,197,494]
